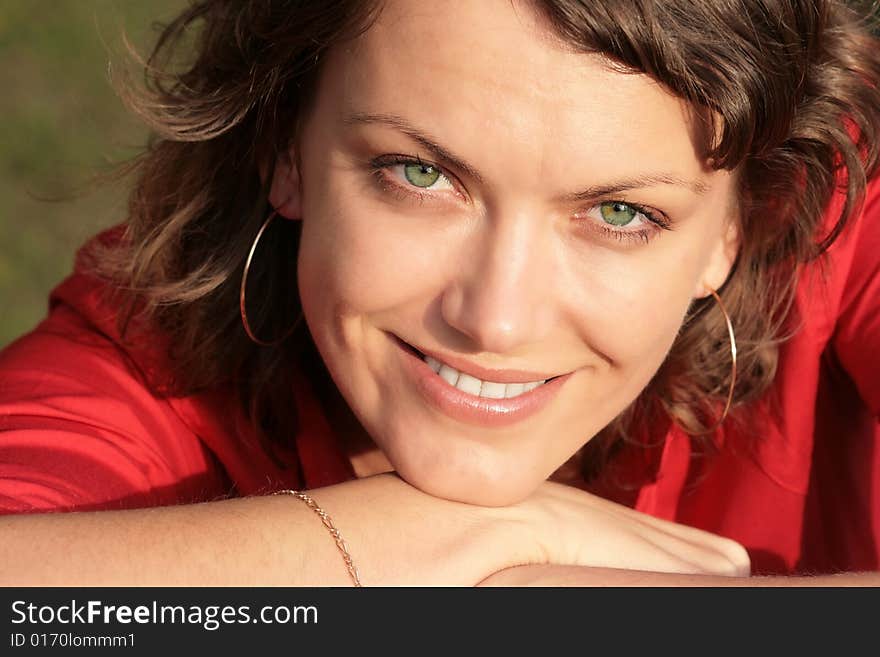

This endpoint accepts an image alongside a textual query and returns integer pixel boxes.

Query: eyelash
[369,154,460,204]
[368,154,672,244]
[580,202,672,245]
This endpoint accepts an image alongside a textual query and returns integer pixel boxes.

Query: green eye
[599,202,639,226]
[403,163,441,188]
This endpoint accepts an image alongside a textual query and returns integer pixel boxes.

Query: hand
[499,480,750,578]
[477,564,750,586]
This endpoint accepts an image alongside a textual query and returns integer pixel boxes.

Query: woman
[0,0,878,585]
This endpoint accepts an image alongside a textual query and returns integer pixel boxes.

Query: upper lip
[400,337,567,384]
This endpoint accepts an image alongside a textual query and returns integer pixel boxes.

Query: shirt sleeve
[830,175,880,416]
[0,303,225,515]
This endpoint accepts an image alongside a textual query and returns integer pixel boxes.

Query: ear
[266,149,303,220]
[693,217,740,298]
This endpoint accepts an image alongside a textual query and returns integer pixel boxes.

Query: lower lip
[393,336,572,428]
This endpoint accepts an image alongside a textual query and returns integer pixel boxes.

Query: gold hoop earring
[239,211,302,347]
[701,286,738,433]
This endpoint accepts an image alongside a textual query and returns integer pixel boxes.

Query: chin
[389,449,543,508]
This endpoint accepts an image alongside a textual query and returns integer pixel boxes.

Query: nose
[440,210,555,354]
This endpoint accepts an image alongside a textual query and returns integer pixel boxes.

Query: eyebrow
[343,111,710,198]
[561,174,710,201]
[345,111,485,183]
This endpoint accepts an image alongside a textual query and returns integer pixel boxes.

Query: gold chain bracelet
[273,489,363,587]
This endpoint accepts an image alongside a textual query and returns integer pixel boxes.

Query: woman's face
[275,0,739,505]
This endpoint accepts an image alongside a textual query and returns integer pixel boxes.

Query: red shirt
[1,178,878,575]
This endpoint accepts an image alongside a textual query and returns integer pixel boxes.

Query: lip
[415,345,564,384]
[392,335,572,428]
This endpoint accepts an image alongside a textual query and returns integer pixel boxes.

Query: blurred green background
[0,0,183,348]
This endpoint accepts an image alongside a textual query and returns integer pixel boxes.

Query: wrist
[311,473,541,585]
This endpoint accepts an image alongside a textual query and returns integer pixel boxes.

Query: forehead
[316,0,708,186]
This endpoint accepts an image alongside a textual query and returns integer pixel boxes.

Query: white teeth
[480,381,507,399]
[425,356,443,374]
[504,383,525,398]
[438,364,460,387]
[455,373,483,396]
[422,355,546,398]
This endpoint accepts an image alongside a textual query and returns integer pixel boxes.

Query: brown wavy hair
[95,0,880,479]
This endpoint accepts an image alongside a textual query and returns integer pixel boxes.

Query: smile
[392,334,572,428]
[422,355,548,399]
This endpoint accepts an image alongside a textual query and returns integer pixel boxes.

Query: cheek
[560,243,701,373]
[297,191,452,328]
[600,291,688,386]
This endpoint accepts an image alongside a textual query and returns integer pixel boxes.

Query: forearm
[478,564,880,587]
[0,474,525,586]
